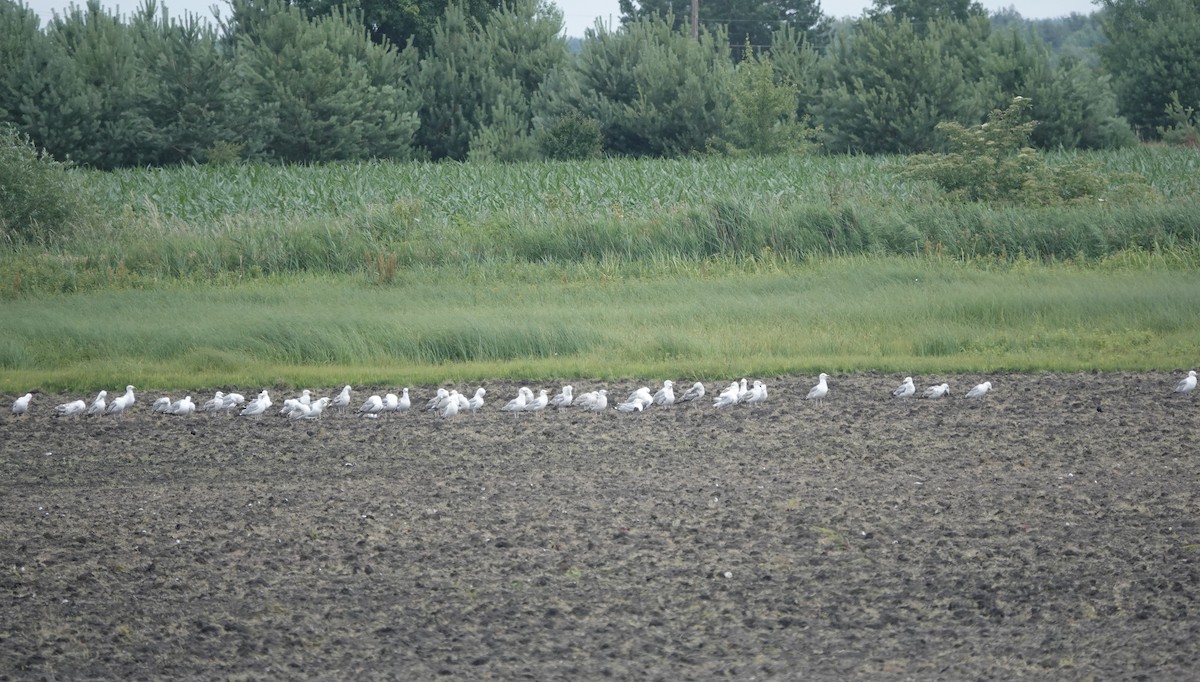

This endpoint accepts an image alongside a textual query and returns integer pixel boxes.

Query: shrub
[1157,92,1199,148]
[0,126,90,245]
[905,97,1147,205]
[537,111,603,160]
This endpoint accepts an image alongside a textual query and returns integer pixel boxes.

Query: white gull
[356,394,384,417]
[807,373,829,401]
[468,387,487,412]
[87,390,108,416]
[55,399,86,418]
[1175,370,1197,397]
[108,385,135,416]
[652,380,675,407]
[893,377,915,399]
[923,383,950,399]
[677,382,705,403]
[12,393,32,417]
[550,385,573,408]
[965,381,992,399]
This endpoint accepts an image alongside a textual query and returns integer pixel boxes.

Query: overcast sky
[22,0,1100,39]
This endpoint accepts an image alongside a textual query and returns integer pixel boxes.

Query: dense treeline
[1,0,1197,168]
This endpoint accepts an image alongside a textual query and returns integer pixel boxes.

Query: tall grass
[2,149,1199,296]
[2,257,1198,391]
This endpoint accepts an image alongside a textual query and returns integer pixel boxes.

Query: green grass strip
[2,256,1198,392]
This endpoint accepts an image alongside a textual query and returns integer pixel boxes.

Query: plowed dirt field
[2,373,1197,679]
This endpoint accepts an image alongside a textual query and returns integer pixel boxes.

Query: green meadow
[3,150,1199,391]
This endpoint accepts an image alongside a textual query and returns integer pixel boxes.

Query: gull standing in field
[382,392,401,415]
[893,377,916,399]
[965,381,992,399]
[201,391,227,413]
[577,389,608,412]
[397,388,412,413]
[12,393,32,417]
[86,390,108,417]
[331,385,352,415]
[169,396,196,416]
[153,396,172,414]
[923,383,950,399]
[525,389,549,412]
[441,391,461,419]
[737,378,751,403]
[431,389,456,413]
[550,385,573,408]
[467,387,487,412]
[501,387,531,412]
[221,392,245,412]
[744,380,768,406]
[1175,370,1197,397]
[807,373,830,401]
[677,381,705,404]
[55,399,87,418]
[356,394,383,418]
[240,390,272,417]
[718,381,739,401]
[107,385,135,416]
[652,380,675,407]
[426,389,449,411]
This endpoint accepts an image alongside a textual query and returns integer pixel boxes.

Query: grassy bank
[2,256,1198,391]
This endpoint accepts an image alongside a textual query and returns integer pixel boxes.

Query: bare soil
[1,373,1198,680]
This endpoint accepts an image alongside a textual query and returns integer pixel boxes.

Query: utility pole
[691,0,699,40]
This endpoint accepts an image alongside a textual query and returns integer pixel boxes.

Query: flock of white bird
[7,370,1197,421]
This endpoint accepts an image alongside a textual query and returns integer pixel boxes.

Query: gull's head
[819,373,829,380]
[1190,370,1198,378]
[98,390,107,397]
[475,387,486,397]
[664,380,673,387]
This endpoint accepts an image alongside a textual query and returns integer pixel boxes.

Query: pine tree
[229,0,421,162]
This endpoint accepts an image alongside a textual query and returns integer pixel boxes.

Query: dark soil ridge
[1,372,1197,679]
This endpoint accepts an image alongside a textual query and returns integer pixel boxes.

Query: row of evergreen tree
[1,0,1196,169]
